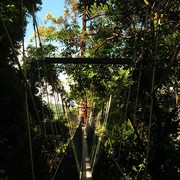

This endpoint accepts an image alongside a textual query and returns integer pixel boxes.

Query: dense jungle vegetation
[0,0,179,179]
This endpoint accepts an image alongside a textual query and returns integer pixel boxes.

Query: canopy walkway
[50,122,98,180]
[0,2,179,179]
[50,95,113,180]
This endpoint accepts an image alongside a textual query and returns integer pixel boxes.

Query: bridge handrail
[52,122,82,179]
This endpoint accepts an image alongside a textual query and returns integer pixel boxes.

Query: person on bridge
[80,98,88,126]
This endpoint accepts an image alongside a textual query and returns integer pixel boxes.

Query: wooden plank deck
[81,126,92,180]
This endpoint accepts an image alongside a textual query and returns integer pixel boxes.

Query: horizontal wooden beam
[44,57,131,64]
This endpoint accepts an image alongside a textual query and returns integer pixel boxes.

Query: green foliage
[74,0,180,179]
[0,66,26,178]
[32,0,179,178]
[0,1,69,179]
[1,0,179,179]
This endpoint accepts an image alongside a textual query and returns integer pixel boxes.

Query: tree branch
[93,35,119,56]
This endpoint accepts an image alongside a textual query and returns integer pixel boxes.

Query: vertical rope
[31,3,43,53]
[50,77,62,140]
[46,86,56,147]
[124,82,132,122]
[117,76,128,159]
[53,91,61,136]
[118,43,137,161]
[66,104,73,138]
[21,0,35,179]
[91,95,112,173]
[144,63,155,178]
[32,5,47,140]
[0,13,23,72]
[144,1,160,178]
[133,63,142,125]
[1,4,43,129]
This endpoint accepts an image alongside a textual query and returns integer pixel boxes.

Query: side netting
[53,124,82,180]
[86,122,123,179]
[86,122,98,170]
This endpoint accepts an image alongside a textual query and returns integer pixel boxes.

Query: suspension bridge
[0,1,179,180]
[49,93,112,180]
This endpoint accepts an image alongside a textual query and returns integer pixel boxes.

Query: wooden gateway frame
[44,57,131,125]
[44,57,132,64]
[44,57,180,123]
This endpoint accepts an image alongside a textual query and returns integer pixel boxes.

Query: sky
[25,0,65,44]
[25,0,70,90]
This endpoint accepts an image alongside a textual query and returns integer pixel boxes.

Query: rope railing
[85,95,112,174]
[86,122,98,170]
[2,1,174,179]
[52,123,82,180]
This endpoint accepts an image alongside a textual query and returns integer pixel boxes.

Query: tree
[19,0,180,179]
[0,1,57,179]
[77,1,180,179]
